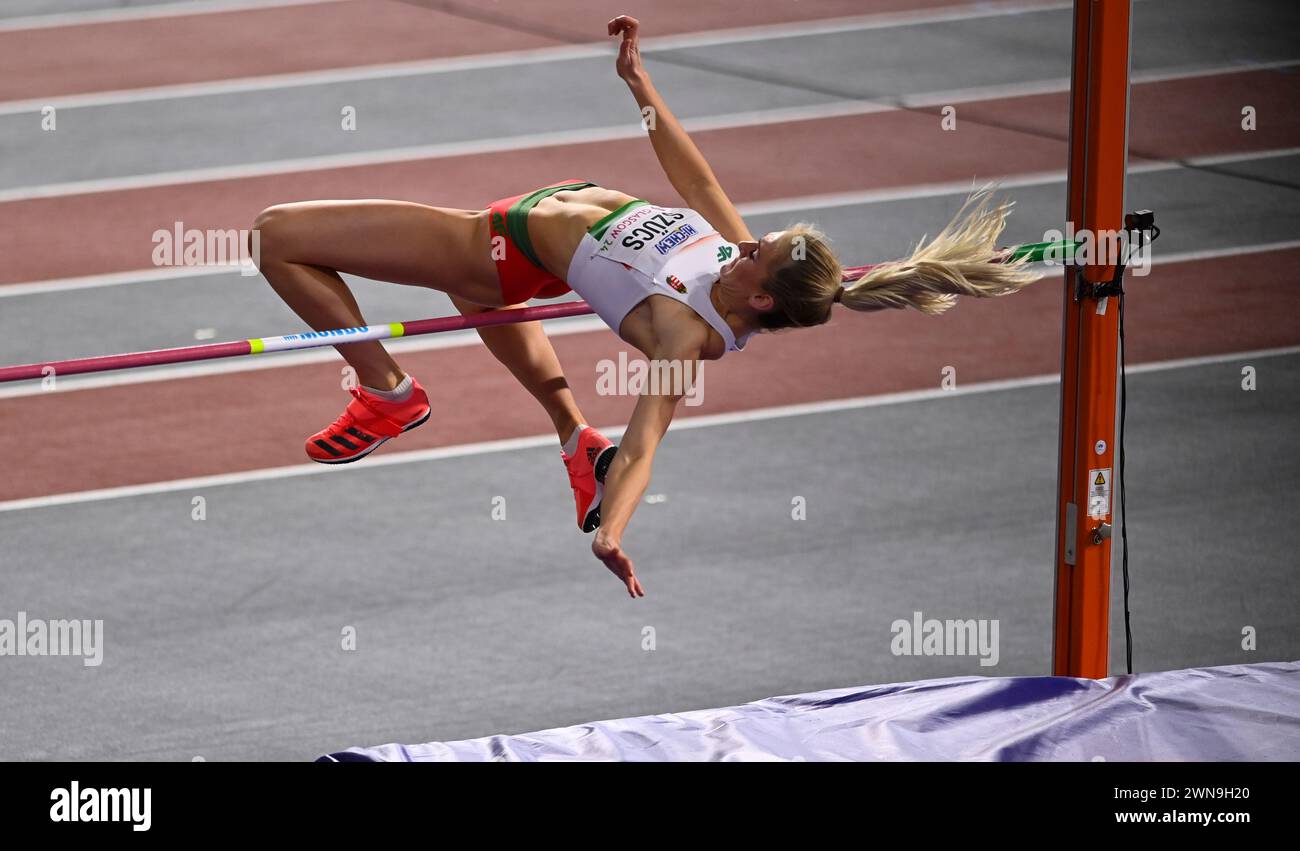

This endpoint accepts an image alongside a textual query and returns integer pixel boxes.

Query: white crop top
[564,201,754,354]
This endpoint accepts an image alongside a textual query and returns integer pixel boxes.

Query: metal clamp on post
[1073,210,1159,302]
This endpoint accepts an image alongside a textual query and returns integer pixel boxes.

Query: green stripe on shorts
[506,181,596,268]
[588,199,649,242]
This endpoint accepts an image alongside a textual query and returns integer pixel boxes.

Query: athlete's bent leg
[447,295,585,444]
[447,295,615,531]
[252,199,502,390]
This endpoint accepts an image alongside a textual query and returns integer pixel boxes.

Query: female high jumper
[252,15,1039,597]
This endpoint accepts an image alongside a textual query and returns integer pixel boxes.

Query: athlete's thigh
[257,199,500,303]
[447,294,529,315]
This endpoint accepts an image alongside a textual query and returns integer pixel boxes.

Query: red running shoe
[563,427,617,533]
[305,378,431,464]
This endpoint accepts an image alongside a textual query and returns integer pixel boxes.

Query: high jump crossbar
[0,241,1071,385]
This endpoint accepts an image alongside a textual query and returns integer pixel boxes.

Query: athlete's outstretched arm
[593,381,686,598]
[592,324,708,596]
[608,15,753,244]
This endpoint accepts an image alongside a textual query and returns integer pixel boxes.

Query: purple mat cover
[318,660,1300,762]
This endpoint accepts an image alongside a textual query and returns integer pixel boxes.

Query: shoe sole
[580,443,618,533]
[308,407,431,465]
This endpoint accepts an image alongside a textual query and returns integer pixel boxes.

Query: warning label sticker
[1088,468,1112,519]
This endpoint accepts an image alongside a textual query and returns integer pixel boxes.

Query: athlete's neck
[709,278,752,340]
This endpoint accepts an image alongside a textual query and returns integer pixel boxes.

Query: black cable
[1119,248,1132,675]
[1116,222,1157,675]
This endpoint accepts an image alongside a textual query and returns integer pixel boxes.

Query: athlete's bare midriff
[522,186,726,359]
[525,186,634,277]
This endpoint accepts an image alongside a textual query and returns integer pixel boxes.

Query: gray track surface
[5,155,1300,368]
[1,0,1298,760]
[2,0,1296,189]
[2,355,1297,760]
[0,0,202,18]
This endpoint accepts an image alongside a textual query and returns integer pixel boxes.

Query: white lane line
[902,58,1300,108]
[1125,239,1300,266]
[8,127,1286,212]
[1,59,1291,204]
[739,171,1067,216]
[9,226,1294,305]
[0,0,1073,111]
[0,0,1240,122]
[0,103,896,203]
[0,45,610,116]
[0,123,643,202]
[0,314,608,399]
[0,99,903,202]
[0,236,1295,400]
[0,0,349,32]
[638,0,1074,51]
[0,264,225,298]
[727,146,1300,216]
[2,342,1296,515]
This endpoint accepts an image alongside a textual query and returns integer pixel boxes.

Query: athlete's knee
[252,204,286,234]
[250,204,303,261]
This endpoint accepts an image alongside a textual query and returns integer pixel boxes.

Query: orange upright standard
[1052,0,1134,678]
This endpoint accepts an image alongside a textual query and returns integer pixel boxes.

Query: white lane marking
[2,342,1296,515]
[8,219,1299,303]
[0,59,1291,203]
[737,147,1300,215]
[0,236,1296,400]
[0,104,893,202]
[0,45,607,115]
[0,0,349,32]
[0,264,233,298]
[1123,239,1300,265]
[902,58,1300,107]
[0,123,644,201]
[0,0,1074,109]
[646,1,1074,49]
[0,315,608,399]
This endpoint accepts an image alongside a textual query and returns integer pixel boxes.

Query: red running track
[2,249,1297,503]
[1,69,1295,285]
[0,0,1013,101]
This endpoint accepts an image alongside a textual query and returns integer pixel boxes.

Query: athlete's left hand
[608,15,645,83]
[593,531,645,598]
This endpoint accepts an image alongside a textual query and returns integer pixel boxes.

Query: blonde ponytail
[839,186,1041,316]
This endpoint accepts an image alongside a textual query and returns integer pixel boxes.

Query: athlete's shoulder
[650,301,713,359]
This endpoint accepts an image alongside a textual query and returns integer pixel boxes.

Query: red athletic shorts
[486,179,594,304]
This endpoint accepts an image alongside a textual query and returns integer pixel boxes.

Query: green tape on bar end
[1007,239,1079,263]
[248,338,264,354]
[389,323,405,338]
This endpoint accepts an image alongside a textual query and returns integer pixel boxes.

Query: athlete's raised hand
[593,531,645,598]
[608,15,645,83]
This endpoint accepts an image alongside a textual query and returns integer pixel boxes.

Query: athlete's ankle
[557,417,586,451]
[361,373,413,402]
[560,422,588,456]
